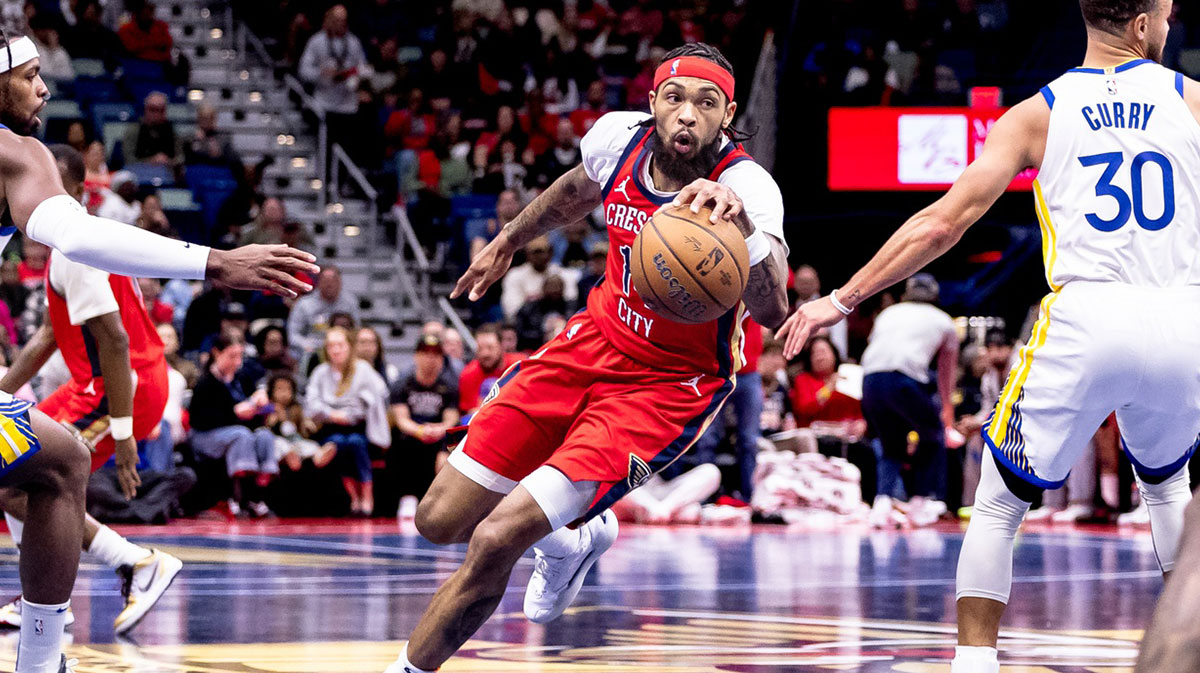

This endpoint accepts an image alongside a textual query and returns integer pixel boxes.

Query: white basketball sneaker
[0,595,74,628]
[524,510,618,624]
[113,549,183,634]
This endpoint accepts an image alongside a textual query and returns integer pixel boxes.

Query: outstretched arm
[778,95,1049,357]
[452,164,602,301]
[0,135,319,297]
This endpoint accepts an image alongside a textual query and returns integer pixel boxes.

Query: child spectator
[266,374,335,472]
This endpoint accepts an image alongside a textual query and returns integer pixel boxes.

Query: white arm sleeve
[580,111,649,186]
[719,161,789,256]
[25,195,210,280]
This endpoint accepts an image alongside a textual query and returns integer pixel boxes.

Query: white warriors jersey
[1036,59,1200,290]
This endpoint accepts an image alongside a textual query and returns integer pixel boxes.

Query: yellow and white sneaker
[113,549,182,634]
[0,596,74,628]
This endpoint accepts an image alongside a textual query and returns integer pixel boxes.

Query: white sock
[85,525,150,569]
[15,599,68,673]
[1100,473,1120,508]
[533,525,584,558]
[395,642,438,673]
[950,645,999,673]
[6,512,23,547]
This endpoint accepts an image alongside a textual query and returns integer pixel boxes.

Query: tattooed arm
[671,178,789,329]
[452,165,602,301]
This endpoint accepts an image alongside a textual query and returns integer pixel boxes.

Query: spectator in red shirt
[570,80,610,137]
[458,323,521,418]
[118,0,173,63]
[519,88,559,156]
[792,335,865,431]
[137,278,174,326]
[18,241,49,288]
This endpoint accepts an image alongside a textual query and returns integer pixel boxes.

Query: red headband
[653,56,735,102]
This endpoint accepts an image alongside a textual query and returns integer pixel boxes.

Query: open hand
[114,437,141,501]
[208,244,319,298]
[777,297,848,359]
[451,233,515,301]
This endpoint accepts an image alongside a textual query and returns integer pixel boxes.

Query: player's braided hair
[637,42,756,143]
[1078,0,1159,35]
[0,25,18,76]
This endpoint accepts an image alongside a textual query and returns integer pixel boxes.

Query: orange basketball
[630,205,750,325]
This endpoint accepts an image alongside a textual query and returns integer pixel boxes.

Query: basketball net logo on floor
[0,609,1139,672]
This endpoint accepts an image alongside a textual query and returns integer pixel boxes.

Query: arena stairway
[157,0,447,363]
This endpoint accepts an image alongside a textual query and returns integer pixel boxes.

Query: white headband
[0,37,38,74]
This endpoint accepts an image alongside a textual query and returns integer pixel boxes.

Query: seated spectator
[64,121,90,155]
[458,323,522,417]
[156,321,197,389]
[0,260,28,330]
[30,15,73,80]
[137,277,174,325]
[475,105,526,159]
[266,373,334,471]
[570,80,610,136]
[305,327,389,516]
[184,103,240,167]
[440,328,465,377]
[124,92,180,166]
[514,275,568,352]
[576,243,607,298]
[355,326,399,386]
[188,332,278,518]
[551,220,600,269]
[758,340,795,436]
[500,236,578,320]
[135,192,172,236]
[792,336,865,433]
[95,170,141,225]
[255,324,297,376]
[118,0,172,62]
[239,197,310,248]
[160,277,198,332]
[18,241,48,287]
[200,301,252,357]
[82,141,110,211]
[287,266,359,359]
[530,118,581,188]
[389,333,459,519]
[64,0,124,67]
[329,311,356,332]
[500,322,520,355]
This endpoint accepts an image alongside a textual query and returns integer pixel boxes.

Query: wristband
[830,289,853,316]
[110,416,134,441]
[745,229,771,266]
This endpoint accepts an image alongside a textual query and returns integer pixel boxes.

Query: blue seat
[450,194,497,221]
[120,58,165,83]
[91,102,137,129]
[184,164,235,190]
[73,76,122,105]
[125,162,176,187]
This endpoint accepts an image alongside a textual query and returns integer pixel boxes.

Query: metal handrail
[282,73,327,210]
[329,143,377,202]
[394,205,431,271]
[439,297,477,353]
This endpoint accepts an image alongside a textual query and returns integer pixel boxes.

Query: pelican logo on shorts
[627,453,653,489]
[482,382,500,407]
[694,247,725,277]
[614,176,632,202]
[1107,78,1118,95]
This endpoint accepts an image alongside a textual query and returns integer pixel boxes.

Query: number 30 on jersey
[1079,151,1175,232]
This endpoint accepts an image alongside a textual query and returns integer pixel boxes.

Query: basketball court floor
[0,519,1158,672]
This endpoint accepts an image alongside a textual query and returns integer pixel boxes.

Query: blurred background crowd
[2,0,1196,525]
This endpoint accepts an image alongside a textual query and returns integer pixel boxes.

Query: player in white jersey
[778,2,1191,672]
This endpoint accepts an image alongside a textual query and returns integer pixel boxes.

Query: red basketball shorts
[456,311,735,522]
[38,362,170,472]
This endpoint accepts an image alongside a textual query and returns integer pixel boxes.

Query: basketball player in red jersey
[384,43,790,673]
[0,145,180,636]
[0,33,316,673]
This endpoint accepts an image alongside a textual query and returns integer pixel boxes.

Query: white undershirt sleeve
[48,251,118,325]
[719,161,788,256]
[25,195,210,280]
[580,111,650,187]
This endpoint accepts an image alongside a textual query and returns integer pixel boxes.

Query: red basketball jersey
[587,125,754,377]
[45,257,166,385]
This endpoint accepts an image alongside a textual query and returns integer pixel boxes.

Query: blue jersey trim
[981,428,1066,490]
[1039,85,1055,109]
[1068,59,1154,75]
[1122,435,1197,479]
[1177,71,1186,98]
[631,145,675,206]
[601,126,651,199]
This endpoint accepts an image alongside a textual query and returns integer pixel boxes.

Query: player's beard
[0,87,36,135]
[647,126,723,187]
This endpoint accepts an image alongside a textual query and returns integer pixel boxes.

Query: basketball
[630,204,750,324]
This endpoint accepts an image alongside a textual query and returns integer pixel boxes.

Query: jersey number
[1078,151,1175,232]
[619,245,632,295]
